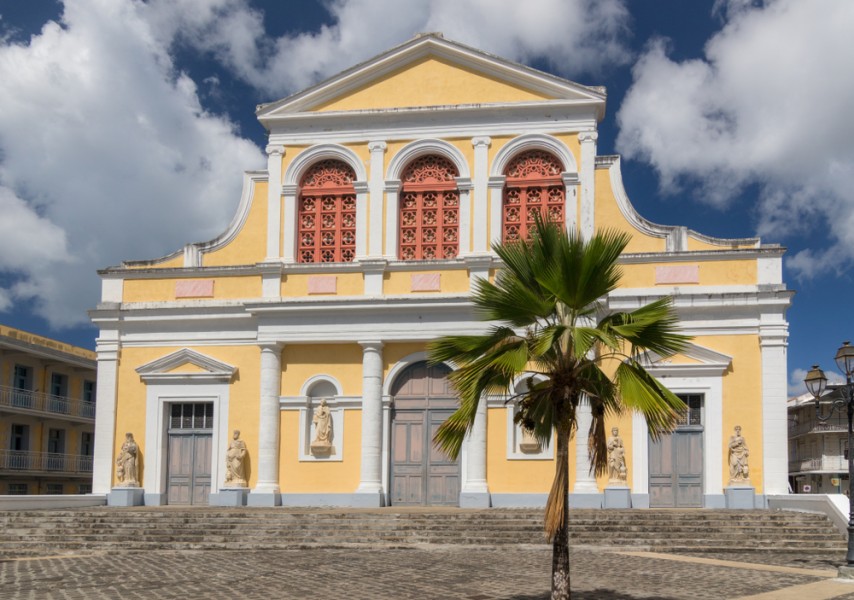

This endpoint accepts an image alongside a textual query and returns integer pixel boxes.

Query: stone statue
[728,425,750,485]
[607,427,627,485]
[115,432,139,487]
[519,427,541,453]
[224,430,248,488]
[310,399,333,456]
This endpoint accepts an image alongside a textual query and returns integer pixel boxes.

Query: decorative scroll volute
[502,150,565,243]
[399,154,460,261]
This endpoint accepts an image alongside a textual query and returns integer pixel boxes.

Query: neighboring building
[788,389,848,495]
[89,34,792,509]
[0,324,96,495]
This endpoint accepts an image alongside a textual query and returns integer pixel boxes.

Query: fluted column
[249,342,283,506]
[355,341,384,506]
[460,394,490,507]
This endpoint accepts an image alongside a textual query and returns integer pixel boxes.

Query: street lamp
[804,341,854,567]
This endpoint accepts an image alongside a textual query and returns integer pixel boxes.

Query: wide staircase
[0,507,845,557]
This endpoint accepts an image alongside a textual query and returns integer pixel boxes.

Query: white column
[92,332,119,494]
[460,395,490,507]
[456,177,473,257]
[488,175,506,249]
[354,181,369,260]
[578,130,597,241]
[760,318,790,496]
[471,136,491,253]
[355,341,384,506]
[573,398,600,494]
[282,184,298,263]
[383,180,401,259]
[368,141,387,257]
[561,173,580,235]
[249,342,283,506]
[265,145,285,260]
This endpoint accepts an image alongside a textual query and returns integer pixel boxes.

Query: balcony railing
[0,385,95,421]
[0,450,93,475]
[788,420,848,436]
[789,456,848,473]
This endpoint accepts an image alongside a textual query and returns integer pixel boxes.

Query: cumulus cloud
[143,0,631,96]
[0,0,263,326]
[789,367,845,398]
[616,0,854,279]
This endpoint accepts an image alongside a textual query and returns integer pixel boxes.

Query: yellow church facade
[90,34,791,509]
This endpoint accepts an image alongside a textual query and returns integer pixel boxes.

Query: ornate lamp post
[804,341,854,567]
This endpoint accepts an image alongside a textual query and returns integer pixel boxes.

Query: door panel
[649,430,704,508]
[167,433,212,505]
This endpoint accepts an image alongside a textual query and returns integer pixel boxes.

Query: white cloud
[143,0,631,96]
[789,367,845,398]
[0,0,263,327]
[616,0,854,279]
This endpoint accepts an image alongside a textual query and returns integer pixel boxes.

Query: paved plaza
[3,545,854,599]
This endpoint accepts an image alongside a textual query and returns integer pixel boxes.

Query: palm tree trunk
[550,421,571,599]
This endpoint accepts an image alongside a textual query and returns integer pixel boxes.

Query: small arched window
[502,150,565,243]
[399,155,459,260]
[298,159,357,263]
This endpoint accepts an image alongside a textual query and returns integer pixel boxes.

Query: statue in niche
[224,430,248,488]
[311,399,333,456]
[115,432,139,487]
[607,427,627,486]
[728,425,750,485]
[519,427,541,454]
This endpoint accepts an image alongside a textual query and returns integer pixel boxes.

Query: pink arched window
[399,155,459,260]
[298,159,357,263]
[502,150,565,243]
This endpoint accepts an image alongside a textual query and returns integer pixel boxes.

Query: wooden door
[167,433,212,505]
[649,430,703,508]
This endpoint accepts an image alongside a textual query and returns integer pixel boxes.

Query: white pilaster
[356,341,384,505]
[488,175,506,249]
[354,181,370,260]
[460,394,490,507]
[578,131,597,241]
[383,180,402,259]
[456,177,473,257]
[471,137,491,253]
[368,142,387,257]
[760,318,790,495]
[573,398,599,493]
[282,184,299,263]
[249,342,283,506]
[561,172,580,235]
[92,333,119,494]
[265,145,285,260]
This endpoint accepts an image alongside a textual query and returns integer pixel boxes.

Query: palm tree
[429,216,690,600]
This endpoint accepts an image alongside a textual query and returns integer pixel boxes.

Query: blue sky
[0,0,852,394]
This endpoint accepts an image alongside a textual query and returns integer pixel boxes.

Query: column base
[352,491,385,507]
[568,493,603,509]
[210,488,249,507]
[107,487,144,507]
[248,490,281,507]
[725,486,756,509]
[603,487,631,509]
[144,493,167,506]
[459,491,491,508]
[837,566,854,580]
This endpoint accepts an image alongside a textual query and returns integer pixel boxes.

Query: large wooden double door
[390,362,460,506]
[166,403,213,505]
[649,394,704,508]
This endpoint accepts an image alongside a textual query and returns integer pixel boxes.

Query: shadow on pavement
[509,591,679,600]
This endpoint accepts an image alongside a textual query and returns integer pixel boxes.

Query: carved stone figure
[115,432,139,487]
[224,430,248,488]
[607,427,627,485]
[311,399,333,456]
[519,427,541,454]
[728,425,750,485]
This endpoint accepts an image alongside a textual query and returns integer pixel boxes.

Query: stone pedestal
[568,493,603,509]
[210,488,249,507]
[604,487,631,509]
[247,491,281,507]
[724,485,755,509]
[836,566,854,580]
[108,487,144,507]
[351,491,385,507]
[459,491,491,508]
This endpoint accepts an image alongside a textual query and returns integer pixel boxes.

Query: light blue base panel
[247,492,281,507]
[459,492,491,508]
[280,494,359,507]
[143,493,167,506]
[755,494,767,509]
[490,493,548,508]
[603,487,631,509]
[630,494,650,508]
[108,488,144,507]
[704,494,727,509]
[724,487,756,509]
[568,493,603,509]
[210,489,249,507]
[351,491,385,508]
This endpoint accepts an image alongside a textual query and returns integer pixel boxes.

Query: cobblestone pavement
[3,546,854,600]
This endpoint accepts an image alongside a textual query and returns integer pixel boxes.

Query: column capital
[359,341,384,352]
[578,130,598,144]
[368,141,388,153]
[353,180,370,194]
[259,341,284,352]
[472,136,492,148]
[282,183,299,196]
[384,179,402,193]
[455,176,473,192]
[488,175,506,188]
[265,144,285,157]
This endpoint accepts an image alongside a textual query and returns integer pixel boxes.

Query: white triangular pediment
[637,343,733,375]
[257,33,606,120]
[136,348,237,382]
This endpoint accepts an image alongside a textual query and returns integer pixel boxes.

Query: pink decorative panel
[399,155,459,260]
[175,280,214,298]
[307,275,337,294]
[502,150,564,243]
[655,265,700,284]
[298,160,357,264]
[410,273,441,292]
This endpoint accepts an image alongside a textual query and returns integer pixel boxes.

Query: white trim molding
[135,348,238,383]
[490,133,578,176]
[283,143,368,185]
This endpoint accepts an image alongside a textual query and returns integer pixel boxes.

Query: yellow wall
[595,168,665,254]
[485,407,559,493]
[123,276,262,302]
[281,344,364,396]
[383,269,469,295]
[203,182,269,266]
[619,260,758,288]
[281,273,364,297]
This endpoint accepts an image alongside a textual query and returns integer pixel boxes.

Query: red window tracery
[399,155,459,260]
[502,150,565,243]
[298,160,357,263]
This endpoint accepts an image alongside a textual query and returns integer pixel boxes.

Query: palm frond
[614,360,686,438]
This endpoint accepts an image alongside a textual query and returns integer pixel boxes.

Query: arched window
[399,155,459,260]
[298,159,357,263]
[502,150,565,243]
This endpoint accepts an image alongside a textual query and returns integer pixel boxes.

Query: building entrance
[649,394,704,508]
[390,362,460,506]
[166,403,213,505]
